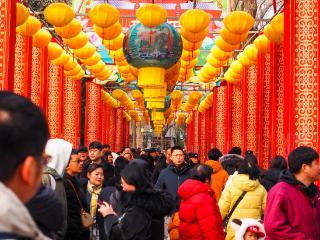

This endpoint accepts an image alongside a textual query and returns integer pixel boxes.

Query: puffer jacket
[178,179,225,240]
[205,160,229,201]
[218,174,266,240]
[168,212,180,240]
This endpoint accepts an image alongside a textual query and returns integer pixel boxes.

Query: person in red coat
[264,146,320,240]
[178,164,225,240]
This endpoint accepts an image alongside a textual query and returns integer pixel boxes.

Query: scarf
[87,182,102,218]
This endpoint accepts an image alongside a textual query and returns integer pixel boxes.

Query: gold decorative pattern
[62,76,80,147]
[199,112,207,161]
[216,87,226,152]
[276,44,285,155]
[262,54,271,169]
[30,47,41,106]
[47,62,62,138]
[14,34,26,95]
[194,111,199,151]
[109,107,116,150]
[231,85,242,148]
[115,109,124,151]
[294,0,318,148]
[246,65,258,152]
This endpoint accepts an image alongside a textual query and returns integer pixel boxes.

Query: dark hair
[228,147,242,155]
[0,92,49,182]
[171,146,184,154]
[78,146,88,153]
[190,164,213,183]
[71,148,78,155]
[288,146,319,174]
[102,144,110,149]
[220,154,243,175]
[121,147,131,153]
[208,148,222,161]
[245,154,258,165]
[87,163,104,174]
[121,162,153,190]
[89,141,102,150]
[245,150,254,156]
[114,156,129,176]
[188,152,199,159]
[270,155,287,170]
[238,159,260,180]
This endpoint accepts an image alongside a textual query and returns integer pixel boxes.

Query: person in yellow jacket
[219,159,267,240]
[205,148,229,201]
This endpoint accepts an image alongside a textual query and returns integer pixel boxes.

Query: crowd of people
[0,92,320,240]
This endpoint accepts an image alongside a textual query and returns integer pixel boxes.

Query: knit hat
[230,218,266,240]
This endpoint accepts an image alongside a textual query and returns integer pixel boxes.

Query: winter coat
[104,189,175,240]
[153,157,168,183]
[0,182,50,240]
[264,170,320,240]
[178,179,225,240]
[155,163,191,207]
[205,160,229,201]
[219,174,267,240]
[168,212,180,240]
[26,185,64,239]
[259,168,282,191]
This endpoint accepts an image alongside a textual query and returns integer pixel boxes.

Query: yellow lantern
[32,29,52,48]
[88,61,105,73]
[51,51,70,66]
[63,31,88,49]
[253,34,271,54]
[243,44,259,62]
[48,42,63,60]
[138,67,165,88]
[89,3,120,28]
[180,9,210,33]
[220,27,248,45]
[55,19,82,39]
[17,16,41,37]
[136,4,167,27]
[94,22,122,40]
[73,43,96,59]
[103,33,124,50]
[271,13,284,36]
[180,27,208,43]
[223,11,255,34]
[64,64,82,76]
[116,59,128,67]
[44,3,75,27]
[170,90,183,102]
[229,61,243,74]
[109,48,125,62]
[64,58,78,71]
[264,24,283,44]
[181,49,200,61]
[16,3,29,27]
[182,37,203,51]
[95,68,111,79]
[203,63,220,76]
[237,52,256,67]
[227,69,242,79]
[181,58,198,69]
[206,54,228,68]
[81,52,101,66]
[71,70,85,80]
[211,46,233,61]
[215,36,239,52]
[224,71,240,84]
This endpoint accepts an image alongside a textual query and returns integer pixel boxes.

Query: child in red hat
[230,218,266,240]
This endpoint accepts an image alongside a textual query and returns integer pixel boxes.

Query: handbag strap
[223,191,247,225]
[66,178,83,209]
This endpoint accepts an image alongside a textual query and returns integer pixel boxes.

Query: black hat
[188,152,199,158]
[78,146,88,153]
[89,141,102,150]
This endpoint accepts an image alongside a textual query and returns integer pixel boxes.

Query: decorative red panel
[47,63,63,138]
[101,101,107,144]
[115,109,124,152]
[62,76,81,147]
[85,82,101,145]
[231,84,242,148]
[199,112,207,161]
[193,111,199,151]
[215,87,227,153]
[30,47,41,106]
[109,107,116,151]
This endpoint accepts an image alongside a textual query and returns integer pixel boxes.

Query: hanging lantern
[103,33,125,50]
[17,16,41,37]
[181,49,200,61]
[94,22,122,40]
[224,71,240,84]
[136,4,167,27]
[229,60,244,74]
[55,19,82,39]
[182,37,203,51]
[81,52,101,66]
[253,34,271,54]
[270,13,284,36]
[243,44,259,62]
[51,51,70,66]
[48,42,63,60]
[180,27,208,43]
[89,3,119,28]
[73,42,96,59]
[215,36,239,52]
[220,27,248,45]
[16,3,29,27]
[71,70,85,80]
[237,52,255,67]
[223,11,255,34]
[32,28,52,48]
[44,3,75,27]
[95,68,111,79]
[206,54,228,68]
[211,46,233,61]
[64,58,78,71]
[180,9,210,33]
[109,48,125,62]
[227,68,242,79]
[63,31,88,49]
[88,61,105,74]
[64,64,82,76]
[203,63,220,76]
[264,24,283,44]
[181,58,198,69]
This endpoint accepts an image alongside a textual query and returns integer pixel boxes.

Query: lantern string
[193,0,197,9]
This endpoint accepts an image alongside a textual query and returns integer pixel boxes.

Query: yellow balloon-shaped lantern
[44,3,75,27]
[81,52,101,66]
[64,58,78,71]
[73,43,96,59]
[253,34,271,54]
[103,33,125,50]
[182,37,203,51]
[94,22,122,40]
[180,9,210,33]
[230,60,244,74]
[223,11,255,34]
[88,61,105,74]
[243,44,259,62]
[16,3,29,27]
[137,4,167,27]
[89,3,120,28]
[55,19,82,39]
[71,70,85,80]
[32,29,52,48]
[51,51,70,66]
[211,46,233,61]
[63,31,88,49]
[64,64,82,76]
[270,13,284,37]
[264,22,283,44]
[48,42,63,61]
[215,36,239,52]
[203,63,220,76]
[180,27,208,43]
[96,68,111,80]
[237,52,256,67]
[181,49,200,61]
[206,54,228,68]
[220,27,248,45]
[17,16,41,37]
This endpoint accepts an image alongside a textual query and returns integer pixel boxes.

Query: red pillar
[115,108,124,152]
[231,84,243,148]
[215,87,227,153]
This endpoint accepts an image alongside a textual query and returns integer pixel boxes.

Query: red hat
[246,226,265,238]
